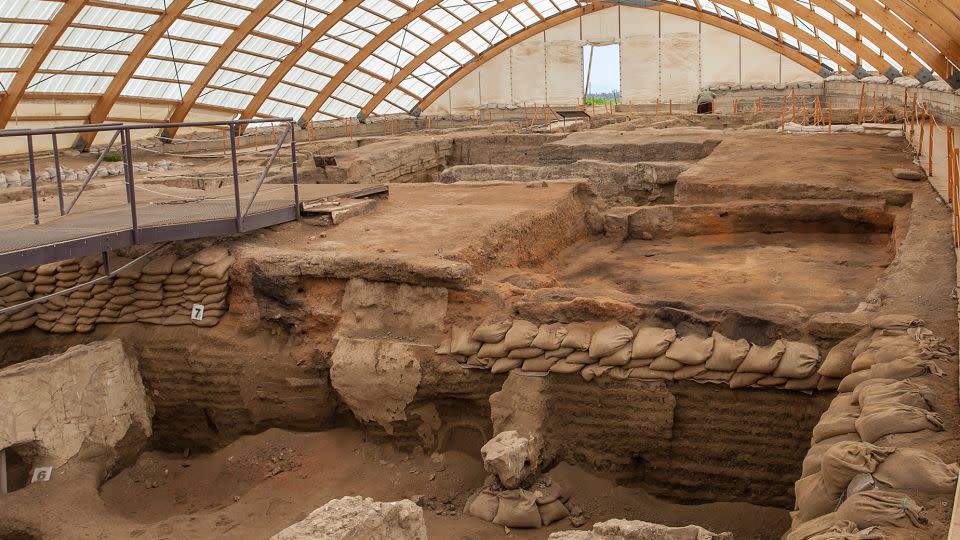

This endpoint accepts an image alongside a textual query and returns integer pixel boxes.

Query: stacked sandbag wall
[0,246,233,335]
[786,315,955,539]
[438,319,827,392]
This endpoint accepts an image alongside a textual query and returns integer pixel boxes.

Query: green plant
[102,151,123,162]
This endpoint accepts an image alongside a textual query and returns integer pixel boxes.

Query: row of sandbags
[440,319,827,391]
[816,315,952,389]
[786,318,955,539]
[465,480,569,529]
[0,246,233,335]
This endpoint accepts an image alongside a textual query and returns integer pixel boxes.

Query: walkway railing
[0,117,300,235]
[0,118,300,273]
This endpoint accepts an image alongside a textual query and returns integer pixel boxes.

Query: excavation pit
[0,122,957,540]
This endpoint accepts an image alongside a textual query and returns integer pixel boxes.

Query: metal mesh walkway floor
[0,183,387,274]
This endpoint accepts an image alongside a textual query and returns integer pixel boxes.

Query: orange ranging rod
[948,127,954,204]
[929,111,934,176]
[954,149,960,247]
[828,99,833,133]
[669,99,672,115]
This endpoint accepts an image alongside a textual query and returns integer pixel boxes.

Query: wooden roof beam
[0,0,85,129]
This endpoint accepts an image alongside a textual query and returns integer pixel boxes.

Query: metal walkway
[0,184,387,274]
[0,119,387,274]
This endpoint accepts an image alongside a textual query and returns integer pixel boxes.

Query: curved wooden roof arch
[0,0,958,129]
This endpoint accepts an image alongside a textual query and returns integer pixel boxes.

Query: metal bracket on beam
[853,66,869,80]
[916,68,935,85]
[356,111,366,124]
[409,105,421,118]
[818,66,835,78]
[884,66,902,81]
[947,70,960,90]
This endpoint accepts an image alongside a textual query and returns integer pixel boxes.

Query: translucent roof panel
[0,0,953,126]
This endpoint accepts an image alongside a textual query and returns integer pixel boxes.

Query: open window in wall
[583,43,621,106]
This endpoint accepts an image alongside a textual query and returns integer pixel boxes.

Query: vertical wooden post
[929,112,935,175]
[669,99,672,115]
[1,448,7,495]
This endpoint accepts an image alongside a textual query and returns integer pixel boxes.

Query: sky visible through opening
[583,43,621,96]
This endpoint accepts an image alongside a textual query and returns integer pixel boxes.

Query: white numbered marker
[191,303,205,321]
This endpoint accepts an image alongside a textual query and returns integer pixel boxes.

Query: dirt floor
[92,428,787,539]
[546,231,894,315]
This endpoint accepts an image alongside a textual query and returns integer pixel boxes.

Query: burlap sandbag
[607,367,630,380]
[696,370,734,382]
[503,320,540,351]
[624,357,654,369]
[855,403,944,443]
[627,367,674,381]
[837,356,944,392]
[870,314,924,333]
[757,376,787,386]
[794,473,840,522]
[819,331,870,379]
[631,327,677,359]
[490,358,523,374]
[509,347,545,359]
[473,319,513,343]
[478,341,509,359]
[704,331,750,371]
[649,355,685,371]
[467,489,500,521]
[850,341,919,372]
[589,324,634,359]
[819,442,892,497]
[811,407,860,444]
[785,514,841,540]
[774,341,820,379]
[784,372,821,391]
[545,347,573,359]
[522,356,557,372]
[856,380,934,410]
[531,323,568,351]
[561,323,592,351]
[737,340,785,374]
[673,364,707,380]
[832,491,927,529]
[492,489,541,528]
[802,445,829,478]
[665,334,715,365]
[580,364,613,382]
[535,483,563,504]
[549,360,583,374]
[874,448,959,494]
[850,378,899,398]
[565,351,595,365]
[538,500,569,526]
[729,372,765,389]
[598,344,632,366]
[451,326,483,356]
